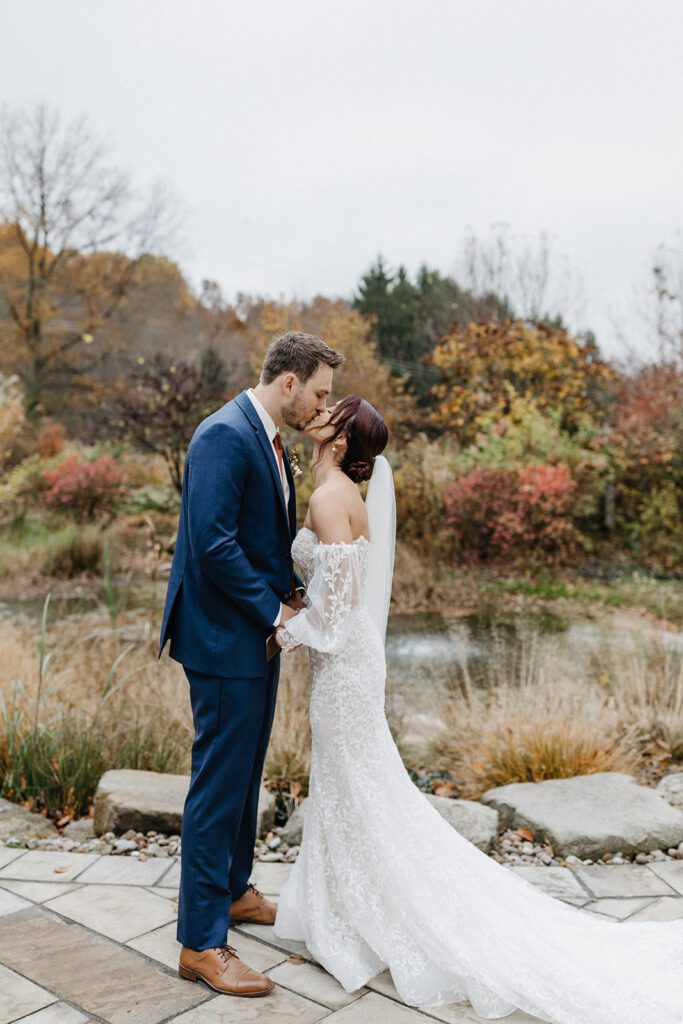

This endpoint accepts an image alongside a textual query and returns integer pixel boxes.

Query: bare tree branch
[0,101,182,415]
[456,223,586,332]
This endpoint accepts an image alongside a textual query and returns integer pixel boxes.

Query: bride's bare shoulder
[309,476,365,544]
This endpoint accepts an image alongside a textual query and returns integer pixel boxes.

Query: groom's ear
[280,372,297,395]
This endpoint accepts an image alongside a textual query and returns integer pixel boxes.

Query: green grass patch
[0,519,83,579]
[490,577,571,599]
[0,703,190,818]
[479,571,683,624]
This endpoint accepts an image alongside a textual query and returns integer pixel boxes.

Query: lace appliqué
[278,534,368,656]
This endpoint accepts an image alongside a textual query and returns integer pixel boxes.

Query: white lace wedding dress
[272,526,683,1023]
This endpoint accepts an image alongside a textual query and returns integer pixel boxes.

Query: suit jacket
[158,390,298,677]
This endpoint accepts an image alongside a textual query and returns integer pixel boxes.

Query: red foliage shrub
[442,467,517,559]
[605,362,682,480]
[42,454,128,522]
[599,363,683,559]
[444,463,578,563]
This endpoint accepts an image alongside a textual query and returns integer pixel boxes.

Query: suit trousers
[176,659,280,950]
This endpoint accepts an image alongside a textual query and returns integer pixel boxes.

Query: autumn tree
[194,279,250,385]
[603,361,683,557]
[0,102,178,417]
[104,351,231,493]
[0,372,24,470]
[430,319,614,442]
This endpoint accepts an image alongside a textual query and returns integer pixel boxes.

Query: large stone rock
[426,794,499,852]
[481,771,683,859]
[94,769,276,837]
[281,799,307,845]
[0,798,59,841]
[63,817,95,840]
[657,772,683,810]
[281,794,499,852]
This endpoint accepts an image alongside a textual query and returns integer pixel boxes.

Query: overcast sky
[2,0,682,359]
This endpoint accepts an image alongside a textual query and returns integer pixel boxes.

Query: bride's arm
[276,490,362,655]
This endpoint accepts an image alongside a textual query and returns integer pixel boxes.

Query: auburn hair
[318,395,389,483]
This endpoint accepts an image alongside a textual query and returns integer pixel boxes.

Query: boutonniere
[286,444,303,481]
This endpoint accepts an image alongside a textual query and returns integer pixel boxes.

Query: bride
[271,395,683,1024]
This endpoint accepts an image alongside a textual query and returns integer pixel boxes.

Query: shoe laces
[246,882,264,901]
[215,944,238,963]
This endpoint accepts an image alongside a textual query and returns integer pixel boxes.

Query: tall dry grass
[0,595,316,819]
[419,624,682,798]
[0,601,193,816]
[265,646,311,799]
[3,593,681,819]
[597,635,683,760]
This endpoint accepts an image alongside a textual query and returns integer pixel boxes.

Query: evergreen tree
[353,257,419,366]
[389,266,420,363]
[414,265,464,354]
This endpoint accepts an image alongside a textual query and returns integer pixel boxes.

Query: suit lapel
[234,391,291,533]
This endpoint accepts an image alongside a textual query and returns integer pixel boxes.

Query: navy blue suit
[158,390,298,950]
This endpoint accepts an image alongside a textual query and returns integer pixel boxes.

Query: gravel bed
[0,828,181,858]
[488,826,683,867]
[2,822,682,869]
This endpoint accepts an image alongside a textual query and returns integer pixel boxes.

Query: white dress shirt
[246,388,290,505]
[246,388,290,627]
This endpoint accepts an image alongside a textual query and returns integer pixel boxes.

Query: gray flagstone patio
[1,851,681,1024]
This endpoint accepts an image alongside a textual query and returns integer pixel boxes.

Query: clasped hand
[275,591,305,650]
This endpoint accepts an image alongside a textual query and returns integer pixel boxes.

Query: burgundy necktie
[273,431,287,497]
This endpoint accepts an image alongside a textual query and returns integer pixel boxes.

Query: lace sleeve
[278,542,362,655]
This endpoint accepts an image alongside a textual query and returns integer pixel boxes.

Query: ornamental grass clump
[0,596,191,820]
[265,646,312,797]
[422,627,645,798]
[600,637,683,760]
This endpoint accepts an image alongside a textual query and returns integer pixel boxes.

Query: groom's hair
[261,331,344,384]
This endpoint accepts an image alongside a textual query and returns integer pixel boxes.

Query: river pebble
[1,817,679,870]
[489,828,677,868]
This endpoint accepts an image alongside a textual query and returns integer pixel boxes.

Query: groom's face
[282,364,333,431]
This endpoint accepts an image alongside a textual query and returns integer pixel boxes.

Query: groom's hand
[285,591,306,612]
[266,607,298,660]
[278,604,298,625]
[267,608,302,659]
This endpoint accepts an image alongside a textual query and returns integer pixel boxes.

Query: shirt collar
[246,388,279,443]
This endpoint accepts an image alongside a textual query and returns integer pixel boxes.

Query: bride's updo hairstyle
[320,395,389,483]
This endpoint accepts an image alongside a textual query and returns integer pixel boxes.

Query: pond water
[387,608,586,675]
[0,577,159,625]
[384,608,683,741]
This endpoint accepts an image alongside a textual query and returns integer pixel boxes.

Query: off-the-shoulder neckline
[298,525,370,547]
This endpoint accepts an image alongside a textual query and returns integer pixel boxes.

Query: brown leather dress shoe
[229,882,278,925]
[178,944,273,996]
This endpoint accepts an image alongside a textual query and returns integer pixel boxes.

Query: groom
[158,331,344,996]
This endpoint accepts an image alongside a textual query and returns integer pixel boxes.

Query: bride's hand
[275,626,301,652]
